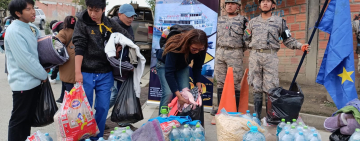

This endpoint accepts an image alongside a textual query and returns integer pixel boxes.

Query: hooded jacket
[73,10,134,73]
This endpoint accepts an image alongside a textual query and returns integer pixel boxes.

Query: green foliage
[44,22,51,35]
[146,0,156,15]
[72,0,86,10]
[0,0,11,11]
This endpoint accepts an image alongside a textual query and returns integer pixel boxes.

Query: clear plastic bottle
[309,133,321,141]
[350,128,360,141]
[284,122,292,129]
[252,113,261,126]
[170,126,182,141]
[296,122,305,130]
[119,130,131,141]
[278,126,289,141]
[97,137,105,141]
[281,131,294,141]
[277,119,286,137]
[44,133,53,141]
[181,124,192,141]
[294,127,303,139]
[159,106,169,118]
[295,132,306,141]
[302,126,311,141]
[125,126,133,136]
[85,139,91,141]
[243,126,266,141]
[245,110,251,118]
[108,131,116,140]
[289,126,297,136]
[309,127,322,141]
[192,124,205,141]
[291,119,298,127]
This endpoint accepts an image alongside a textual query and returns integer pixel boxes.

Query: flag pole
[289,0,330,90]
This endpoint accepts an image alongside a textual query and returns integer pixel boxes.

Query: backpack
[156,25,195,63]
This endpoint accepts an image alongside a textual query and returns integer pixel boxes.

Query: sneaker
[211,116,216,125]
[210,107,218,116]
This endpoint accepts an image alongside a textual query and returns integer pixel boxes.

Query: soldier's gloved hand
[301,44,310,53]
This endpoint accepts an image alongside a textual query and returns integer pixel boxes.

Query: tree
[72,0,86,11]
[146,0,156,15]
[0,0,10,10]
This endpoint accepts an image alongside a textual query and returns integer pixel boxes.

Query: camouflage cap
[225,0,241,5]
[259,0,276,5]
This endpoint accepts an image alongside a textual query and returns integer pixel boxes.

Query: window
[39,10,44,15]
[35,11,40,16]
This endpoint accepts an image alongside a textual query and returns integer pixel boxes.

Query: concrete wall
[218,0,360,89]
[35,0,78,23]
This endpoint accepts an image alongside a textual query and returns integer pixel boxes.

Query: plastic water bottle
[243,126,266,141]
[296,122,305,130]
[159,106,169,118]
[170,126,182,141]
[291,119,298,127]
[294,127,303,139]
[350,128,360,141]
[245,110,251,118]
[108,131,116,140]
[125,126,133,136]
[309,127,322,141]
[98,137,105,141]
[281,131,294,141]
[252,113,261,126]
[278,126,289,141]
[295,132,306,141]
[119,130,131,141]
[85,139,91,141]
[195,122,205,136]
[192,124,205,141]
[284,122,292,129]
[43,133,53,141]
[302,126,311,140]
[289,126,297,136]
[181,124,192,141]
[309,133,321,141]
[277,119,286,137]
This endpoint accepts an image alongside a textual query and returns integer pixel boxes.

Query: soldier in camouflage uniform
[215,0,248,111]
[244,0,310,119]
[352,14,360,72]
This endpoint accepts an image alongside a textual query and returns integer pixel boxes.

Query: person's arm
[111,19,134,42]
[72,21,87,83]
[6,31,47,80]
[193,51,206,93]
[281,20,310,52]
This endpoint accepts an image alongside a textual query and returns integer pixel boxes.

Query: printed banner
[147,0,218,110]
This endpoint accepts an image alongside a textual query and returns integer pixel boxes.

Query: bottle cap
[114,127,118,130]
[122,130,126,133]
[292,119,297,122]
[184,124,189,128]
[253,113,257,117]
[313,133,318,137]
[291,125,295,129]
[246,110,250,113]
[126,126,130,129]
[299,132,303,135]
[285,131,289,134]
[45,133,49,136]
[110,131,114,134]
[357,128,360,132]
[304,126,308,129]
[250,126,258,132]
[196,124,200,128]
[173,125,176,129]
[281,119,285,122]
[299,122,303,125]
[287,122,291,124]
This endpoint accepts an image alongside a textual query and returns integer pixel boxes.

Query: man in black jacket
[72,0,133,139]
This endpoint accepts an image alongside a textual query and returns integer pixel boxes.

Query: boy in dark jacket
[72,0,133,139]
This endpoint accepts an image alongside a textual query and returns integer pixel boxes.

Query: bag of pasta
[54,83,99,140]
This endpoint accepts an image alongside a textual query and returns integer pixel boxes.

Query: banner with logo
[147,0,219,110]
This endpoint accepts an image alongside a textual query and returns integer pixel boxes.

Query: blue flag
[316,0,358,109]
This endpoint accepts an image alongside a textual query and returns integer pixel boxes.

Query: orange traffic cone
[217,67,237,114]
[238,68,249,113]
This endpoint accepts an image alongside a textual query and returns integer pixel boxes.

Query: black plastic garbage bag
[177,105,202,121]
[32,79,58,127]
[111,76,144,123]
[266,82,304,125]
[330,129,351,141]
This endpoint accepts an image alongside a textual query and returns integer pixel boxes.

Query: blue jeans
[82,72,114,140]
[156,61,189,115]
[109,80,123,108]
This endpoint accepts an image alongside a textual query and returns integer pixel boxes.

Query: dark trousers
[8,85,41,141]
[58,82,74,101]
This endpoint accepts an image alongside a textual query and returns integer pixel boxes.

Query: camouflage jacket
[217,14,248,48]
[244,15,302,50]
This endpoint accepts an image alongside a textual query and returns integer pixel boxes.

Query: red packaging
[160,120,181,132]
[55,84,99,141]
[26,132,41,141]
